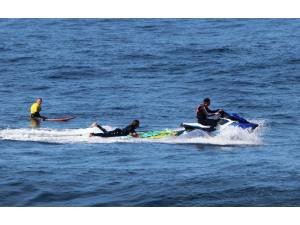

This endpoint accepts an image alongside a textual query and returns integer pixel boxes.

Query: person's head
[36,98,43,105]
[203,98,210,107]
[131,120,140,128]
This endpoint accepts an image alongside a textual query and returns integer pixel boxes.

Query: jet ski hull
[181,114,258,132]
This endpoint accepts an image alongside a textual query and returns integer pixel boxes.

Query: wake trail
[0,121,265,146]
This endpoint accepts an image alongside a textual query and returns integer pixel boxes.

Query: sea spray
[0,122,264,145]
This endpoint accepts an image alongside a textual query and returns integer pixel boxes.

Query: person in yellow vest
[30,98,47,120]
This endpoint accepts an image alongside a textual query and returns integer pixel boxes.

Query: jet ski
[181,113,258,133]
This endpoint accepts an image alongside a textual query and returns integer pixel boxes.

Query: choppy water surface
[0,19,299,206]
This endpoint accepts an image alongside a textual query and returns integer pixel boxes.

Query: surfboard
[45,116,75,122]
[137,130,179,139]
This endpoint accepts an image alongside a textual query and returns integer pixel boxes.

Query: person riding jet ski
[196,98,223,128]
[196,98,257,130]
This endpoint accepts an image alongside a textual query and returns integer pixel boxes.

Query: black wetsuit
[196,105,220,127]
[92,125,137,137]
[30,112,47,120]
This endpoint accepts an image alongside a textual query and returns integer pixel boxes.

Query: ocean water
[0,19,299,206]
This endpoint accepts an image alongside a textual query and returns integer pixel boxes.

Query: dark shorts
[198,118,219,127]
[31,113,41,119]
[31,113,46,120]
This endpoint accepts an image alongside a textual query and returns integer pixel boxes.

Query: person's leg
[89,133,105,137]
[98,125,108,133]
[199,119,219,127]
[30,118,41,128]
[90,122,108,133]
[90,128,124,137]
[90,122,110,137]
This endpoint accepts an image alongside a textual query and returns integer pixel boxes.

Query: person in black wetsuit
[196,98,223,128]
[89,120,140,138]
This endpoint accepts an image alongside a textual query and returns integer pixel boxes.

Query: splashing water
[0,121,264,145]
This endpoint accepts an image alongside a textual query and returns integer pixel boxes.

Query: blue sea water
[0,19,299,206]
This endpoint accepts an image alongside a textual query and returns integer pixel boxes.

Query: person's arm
[128,126,139,137]
[206,107,219,114]
[130,131,139,138]
[32,112,47,121]
[203,106,218,116]
[207,106,225,116]
[40,115,47,121]
[35,112,47,121]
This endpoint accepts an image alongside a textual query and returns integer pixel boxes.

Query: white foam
[0,122,264,145]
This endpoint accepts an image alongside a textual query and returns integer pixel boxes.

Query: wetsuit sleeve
[128,126,138,137]
[130,126,137,134]
[31,112,47,120]
[206,107,219,114]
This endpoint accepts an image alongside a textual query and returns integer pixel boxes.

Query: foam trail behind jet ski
[0,121,264,145]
